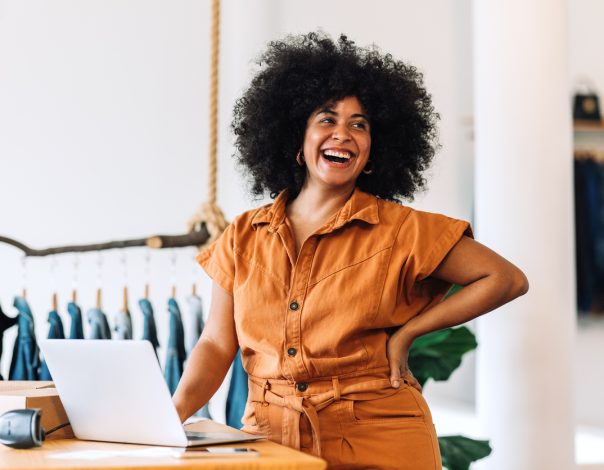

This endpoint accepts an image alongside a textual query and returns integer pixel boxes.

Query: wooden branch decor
[0,225,209,257]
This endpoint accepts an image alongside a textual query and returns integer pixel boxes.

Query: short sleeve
[398,210,473,305]
[196,222,236,294]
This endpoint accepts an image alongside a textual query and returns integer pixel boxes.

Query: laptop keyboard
[186,431,237,440]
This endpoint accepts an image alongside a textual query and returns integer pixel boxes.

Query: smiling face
[301,96,371,193]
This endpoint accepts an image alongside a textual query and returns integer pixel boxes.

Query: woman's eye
[352,122,367,129]
[320,117,334,124]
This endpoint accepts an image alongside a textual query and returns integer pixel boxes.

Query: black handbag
[573,92,601,121]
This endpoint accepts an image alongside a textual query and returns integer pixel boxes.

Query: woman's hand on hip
[386,326,422,393]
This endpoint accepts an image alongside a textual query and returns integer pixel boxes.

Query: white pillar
[473,1,575,469]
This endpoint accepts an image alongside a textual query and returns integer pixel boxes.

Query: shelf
[574,120,604,132]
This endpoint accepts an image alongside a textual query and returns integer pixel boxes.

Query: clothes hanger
[170,250,177,299]
[144,250,151,300]
[120,253,130,315]
[123,287,129,313]
[191,250,199,297]
[20,257,27,299]
[96,252,103,309]
[71,255,79,304]
[49,256,58,311]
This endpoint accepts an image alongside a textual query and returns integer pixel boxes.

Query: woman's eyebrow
[317,107,336,116]
[316,109,369,121]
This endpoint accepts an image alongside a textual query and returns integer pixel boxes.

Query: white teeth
[323,150,352,159]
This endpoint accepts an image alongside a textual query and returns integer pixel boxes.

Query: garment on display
[139,298,160,356]
[87,307,112,340]
[39,309,65,381]
[0,303,17,380]
[8,297,40,381]
[113,310,132,340]
[66,301,84,340]
[164,297,187,395]
[185,291,211,419]
[575,155,604,313]
[226,350,248,430]
[114,288,133,340]
[185,292,205,356]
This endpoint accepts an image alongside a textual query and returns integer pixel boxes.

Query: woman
[174,33,528,469]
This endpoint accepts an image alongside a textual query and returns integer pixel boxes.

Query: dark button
[296,382,308,392]
[287,347,297,357]
[289,301,299,311]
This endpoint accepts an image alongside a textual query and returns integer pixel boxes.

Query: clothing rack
[0,227,209,257]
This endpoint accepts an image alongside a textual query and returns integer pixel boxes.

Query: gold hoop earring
[362,160,373,175]
[296,151,305,166]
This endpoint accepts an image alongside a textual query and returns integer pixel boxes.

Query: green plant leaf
[408,326,477,387]
[439,435,492,470]
[445,283,464,298]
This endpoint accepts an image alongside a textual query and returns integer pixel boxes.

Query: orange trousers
[242,367,442,470]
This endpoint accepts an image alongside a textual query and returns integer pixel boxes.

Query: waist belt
[247,367,396,457]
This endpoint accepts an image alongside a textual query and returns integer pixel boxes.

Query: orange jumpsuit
[198,188,471,469]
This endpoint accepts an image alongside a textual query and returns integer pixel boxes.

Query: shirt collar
[251,187,380,233]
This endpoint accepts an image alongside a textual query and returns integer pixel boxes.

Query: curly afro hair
[231,32,439,202]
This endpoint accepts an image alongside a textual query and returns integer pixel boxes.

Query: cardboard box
[0,381,54,392]
[0,382,74,439]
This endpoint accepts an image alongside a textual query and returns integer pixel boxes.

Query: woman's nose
[332,124,351,141]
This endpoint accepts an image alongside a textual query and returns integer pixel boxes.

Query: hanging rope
[188,0,228,248]
[208,0,220,207]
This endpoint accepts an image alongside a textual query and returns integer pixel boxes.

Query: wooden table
[0,419,326,470]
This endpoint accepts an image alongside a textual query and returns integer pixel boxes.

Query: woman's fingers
[386,329,420,391]
[402,369,423,393]
[387,346,401,387]
[389,357,401,388]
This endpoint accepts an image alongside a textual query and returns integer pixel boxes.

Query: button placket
[284,238,317,379]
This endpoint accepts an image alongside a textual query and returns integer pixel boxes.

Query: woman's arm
[387,236,529,388]
[173,281,239,422]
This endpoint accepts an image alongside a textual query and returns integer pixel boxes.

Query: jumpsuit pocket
[241,401,272,436]
[252,401,272,435]
[347,386,425,425]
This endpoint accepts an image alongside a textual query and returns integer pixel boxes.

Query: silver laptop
[39,339,264,447]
